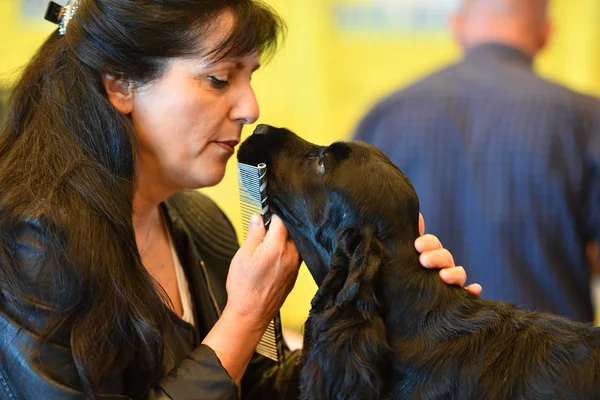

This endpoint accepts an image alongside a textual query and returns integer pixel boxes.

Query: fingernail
[420,253,429,267]
[414,238,422,251]
[249,214,261,229]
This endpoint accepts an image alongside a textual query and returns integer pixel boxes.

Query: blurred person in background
[353,0,600,323]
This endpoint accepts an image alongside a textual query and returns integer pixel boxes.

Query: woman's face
[129,15,260,194]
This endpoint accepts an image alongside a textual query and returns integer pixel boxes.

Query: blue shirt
[353,43,600,322]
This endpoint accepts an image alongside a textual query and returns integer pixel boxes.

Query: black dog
[237,125,600,400]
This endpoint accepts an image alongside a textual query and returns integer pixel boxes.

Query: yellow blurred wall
[2,0,600,331]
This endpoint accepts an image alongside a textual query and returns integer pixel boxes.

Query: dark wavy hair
[0,0,284,397]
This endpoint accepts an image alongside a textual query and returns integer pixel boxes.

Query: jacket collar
[160,201,227,335]
[463,43,534,69]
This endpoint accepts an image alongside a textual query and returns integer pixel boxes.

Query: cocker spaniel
[237,124,600,400]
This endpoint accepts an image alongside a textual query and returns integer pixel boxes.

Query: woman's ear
[102,74,134,115]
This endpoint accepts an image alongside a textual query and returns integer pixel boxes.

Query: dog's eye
[314,154,326,174]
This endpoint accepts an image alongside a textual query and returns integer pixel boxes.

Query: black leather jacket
[0,190,301,399]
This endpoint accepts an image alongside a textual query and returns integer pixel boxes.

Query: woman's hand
[415,214,482,296]
[202,214,300,384]
[226,214,300,326]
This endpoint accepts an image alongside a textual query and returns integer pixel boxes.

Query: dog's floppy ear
[300,226,392,400]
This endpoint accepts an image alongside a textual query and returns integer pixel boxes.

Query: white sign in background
[332,0,461,33]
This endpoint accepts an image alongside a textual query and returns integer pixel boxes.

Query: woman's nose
[231,85,259,124]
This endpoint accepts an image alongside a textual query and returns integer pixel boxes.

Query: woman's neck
[134,153,181,216]
[132,179,175,256]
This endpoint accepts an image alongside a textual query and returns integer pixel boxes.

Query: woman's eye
[207,75,229,89]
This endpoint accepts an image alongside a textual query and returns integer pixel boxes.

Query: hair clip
[45,0,80,36]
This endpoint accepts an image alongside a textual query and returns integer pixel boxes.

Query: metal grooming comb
[237,162,284,363]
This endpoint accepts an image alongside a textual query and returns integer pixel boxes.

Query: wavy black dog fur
[237,125,600,400]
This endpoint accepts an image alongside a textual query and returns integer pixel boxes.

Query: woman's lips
[215,140,239,154]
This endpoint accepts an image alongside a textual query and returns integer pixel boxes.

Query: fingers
[414,234,442,253]
[264,214,301,269]
[465,283,483,297]
[242,214,291,251]
[242,214,267,250]
[263,214,291,245]
[438,266,466,286]
[419,248,454,269]
[438,267,483,297]
[414,228,483,297]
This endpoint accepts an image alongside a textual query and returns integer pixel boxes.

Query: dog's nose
[253,124,269,135]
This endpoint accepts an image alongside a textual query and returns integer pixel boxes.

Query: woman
[0,0,480,399]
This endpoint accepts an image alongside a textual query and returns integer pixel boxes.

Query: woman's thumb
[243,214,267,250]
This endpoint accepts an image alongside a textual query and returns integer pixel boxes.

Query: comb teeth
[256,319,280,360]
[238,162,272,234]
[237,162,283,363]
